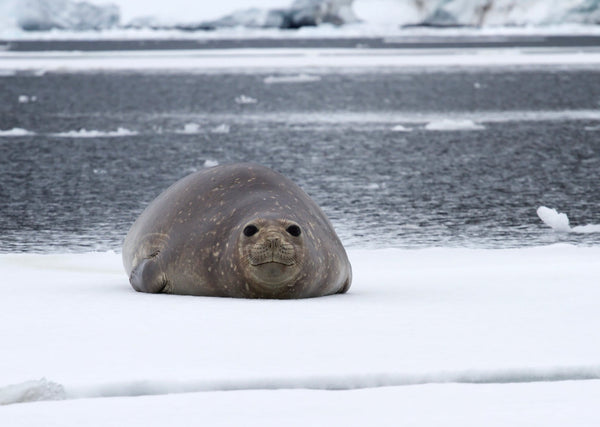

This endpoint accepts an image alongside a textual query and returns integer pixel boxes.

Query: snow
[1,380,600,426]
[3,47,600,74]
[51,127,138,137]
[1,245,600,425]
[424,118,485,131]
[0,128,35,136]
[3,0,600,39]
[537,206,600,234]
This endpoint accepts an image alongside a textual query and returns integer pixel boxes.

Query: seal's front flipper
[129,253,169,294]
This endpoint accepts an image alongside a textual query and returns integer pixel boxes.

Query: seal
[122,163,352,299]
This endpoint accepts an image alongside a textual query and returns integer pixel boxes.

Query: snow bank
[0,128,35,136]
[537,206,600,234]
[424,118,485,131]
[51,127,138,137]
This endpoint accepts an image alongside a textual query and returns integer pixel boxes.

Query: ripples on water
[1,71,600,252]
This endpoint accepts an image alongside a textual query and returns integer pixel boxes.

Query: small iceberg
[235,95,258,105]
[211,124,230,134]
[537,206,600,234]
[0,128,35,136]
[177,123,201,134]
[52,128,138,138]
[424,119,485,131]
[391,124,412,132]
[18,95,37,103]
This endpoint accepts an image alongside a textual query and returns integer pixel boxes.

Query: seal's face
[239,218,304,288]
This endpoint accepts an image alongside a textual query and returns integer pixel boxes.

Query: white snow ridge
[0,378,65,405]
[537,206,600,234]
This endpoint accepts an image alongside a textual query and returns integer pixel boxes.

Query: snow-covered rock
[166,0,359,30]
[17,0,120,31]
[418,0,600,27]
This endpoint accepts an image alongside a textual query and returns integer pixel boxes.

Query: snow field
[1,246,600,401]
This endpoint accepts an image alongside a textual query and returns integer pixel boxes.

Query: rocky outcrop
[17,0,119,31]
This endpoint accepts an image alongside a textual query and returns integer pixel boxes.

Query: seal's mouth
[249,261,297,286]
[248,238,296,266]
[250,259,295,267]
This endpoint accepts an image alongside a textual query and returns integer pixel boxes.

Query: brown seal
[122,163,352,299]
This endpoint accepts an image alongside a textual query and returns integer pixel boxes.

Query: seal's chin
[249,262,297,287]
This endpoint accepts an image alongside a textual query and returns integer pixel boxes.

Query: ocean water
[1,69,600,252]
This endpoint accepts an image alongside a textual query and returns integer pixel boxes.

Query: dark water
[1,68,600,252]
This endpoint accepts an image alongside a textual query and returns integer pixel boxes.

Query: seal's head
[237,217,306,290]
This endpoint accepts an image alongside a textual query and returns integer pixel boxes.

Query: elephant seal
[122,163,351,299]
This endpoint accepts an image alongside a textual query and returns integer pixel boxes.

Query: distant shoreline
[2,34,600,52]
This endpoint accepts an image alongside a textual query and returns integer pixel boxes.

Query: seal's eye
[286,225,301,237]
[243,225,259,237]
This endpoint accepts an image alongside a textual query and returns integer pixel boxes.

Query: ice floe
[263,74,322,84]
[0,128,35,136]
[424,119,485,131]
[177,123,201,134]
[537,206,600,234]
[51,127,138,137]
[235,94,258,104]
[210,124,230,134]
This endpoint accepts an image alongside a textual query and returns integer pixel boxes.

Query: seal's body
[122,163,351,299]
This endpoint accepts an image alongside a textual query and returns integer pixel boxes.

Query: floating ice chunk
[204,159,219,168]
[179,123,201,134]
[0,127,35,136]
[584,125,600,131]
[391,124,412,132]
[235,95,258,105]
[572,224,600,233]
[211,124,230,134]
[537,206,600,234]
[18,95,36,103]
[0,378,65,405]
[264,74,322,84]
[537,206,571,233]
[424,119,485,131]
[52,128,138,137]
